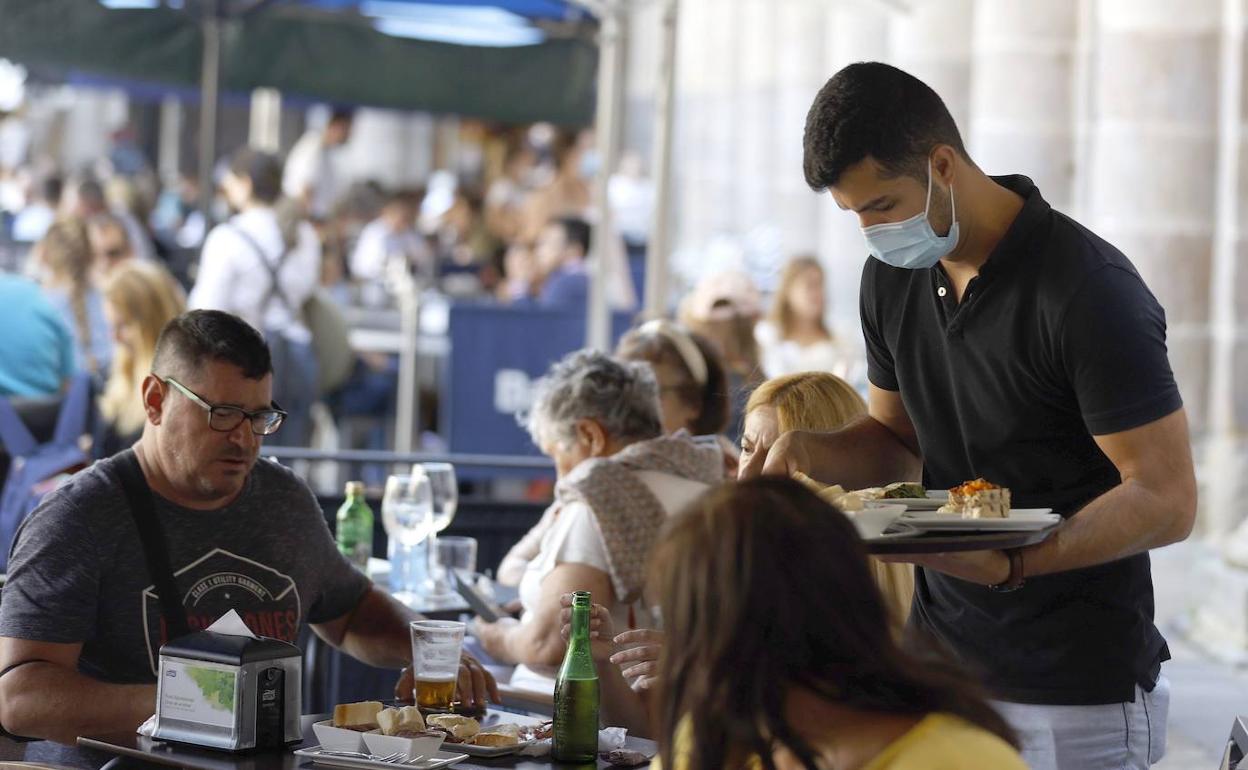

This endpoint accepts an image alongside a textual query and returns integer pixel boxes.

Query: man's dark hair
[329,107,355,126]
[229,147,284,204]
[802,62,970,191]
[557,217,592,257]
[151,310,272,381]
[41,176,64,206]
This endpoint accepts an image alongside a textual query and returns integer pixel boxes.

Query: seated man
[534,217,590,310]
[0,310,497,768]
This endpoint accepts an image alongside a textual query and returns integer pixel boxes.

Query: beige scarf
[557,432,724,603]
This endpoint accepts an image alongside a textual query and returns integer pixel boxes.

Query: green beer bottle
[553,591,600,762]
[336,481,374,571]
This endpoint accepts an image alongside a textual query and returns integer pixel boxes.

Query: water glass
[437,536,478,579]
[419,463,459,598]
[410,620,465,712]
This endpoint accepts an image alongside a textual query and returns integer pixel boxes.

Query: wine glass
[381,471,434,603]
[419,463,459,599]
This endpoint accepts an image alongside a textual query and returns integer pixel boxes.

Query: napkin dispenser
[152,629,302,752]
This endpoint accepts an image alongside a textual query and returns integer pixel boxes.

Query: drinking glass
[437,536,478,581]
[381,471,434,603]
[410,620,465,712]
[418,463,459,598]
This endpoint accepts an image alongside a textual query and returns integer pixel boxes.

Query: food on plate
[791,471,865,512]
[377,705,426,737]
[425,714,480,743]
[602,749,652,767]
[472,724,521,747]
[519,721,554,742]
[879,481,927,499]
[451,700,487,719]
[938,478,1011,519]
[331,700,384,731]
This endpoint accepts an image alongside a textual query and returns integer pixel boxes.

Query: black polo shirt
[860,175,1183,706]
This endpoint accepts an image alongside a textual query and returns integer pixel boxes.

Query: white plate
[899,509,1060,531]
[294,746,468,770]
[456,740,538,757]
[865,491,948,510]
[848,505,910,540]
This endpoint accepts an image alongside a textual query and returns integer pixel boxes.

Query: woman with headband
[615,319,730,438]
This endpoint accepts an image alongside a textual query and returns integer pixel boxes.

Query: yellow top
[655,712,1026,770]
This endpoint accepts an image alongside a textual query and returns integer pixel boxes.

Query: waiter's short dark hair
[152,310,272,381]
[802,62,970,191]
[557,217,592,257]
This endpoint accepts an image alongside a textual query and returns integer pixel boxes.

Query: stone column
[968,0,1079,210]
[1084,0,1220,445]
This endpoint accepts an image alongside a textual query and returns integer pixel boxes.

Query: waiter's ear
[930,144,958,187]
[142,375,167,425]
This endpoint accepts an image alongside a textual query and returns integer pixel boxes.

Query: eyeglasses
[158,376,287,436]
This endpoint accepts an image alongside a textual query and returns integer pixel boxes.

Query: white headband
[638,319,708,388]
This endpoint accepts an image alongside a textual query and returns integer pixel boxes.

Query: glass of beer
[409,620,465,712]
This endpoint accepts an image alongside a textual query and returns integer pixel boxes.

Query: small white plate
[363,732,445,760]
[899,509,1060,531]
[312,721,376,753]
[456,740,537,757]
[847,505,910,540]
[294,746,468,770]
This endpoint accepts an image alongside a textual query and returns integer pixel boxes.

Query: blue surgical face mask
[860,163,959,270]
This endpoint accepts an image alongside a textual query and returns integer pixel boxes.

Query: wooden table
[80,713,654,770]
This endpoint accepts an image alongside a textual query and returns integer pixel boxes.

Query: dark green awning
[0,0,597,125]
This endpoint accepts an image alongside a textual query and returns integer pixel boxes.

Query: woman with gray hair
[475,349,724,691]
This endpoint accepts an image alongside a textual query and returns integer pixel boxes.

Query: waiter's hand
[740,430,811,479]
[394,654,500,708]
[879,549,1011,586]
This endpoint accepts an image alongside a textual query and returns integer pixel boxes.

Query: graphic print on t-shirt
[142,548,302,674]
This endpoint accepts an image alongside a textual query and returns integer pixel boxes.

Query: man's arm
[744,385,922,487]
[888,409,1197,584]
[0,637,154,744]
[312,586,500,708]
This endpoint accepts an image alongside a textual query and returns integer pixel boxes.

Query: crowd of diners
[0,60,1196,770]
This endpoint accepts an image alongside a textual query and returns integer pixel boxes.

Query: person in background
[104,176,157,262]
[678,270,765,441]
[615,320,730,437]
[190,148,321,446]
[86,213,135,280]
[485,143,537,244]
[645,478,1025,769]
[12,175,60,243]
[477,350,721,691]
[534,216,591,310]
[32,218,112,379]
[756,255,859,383]
[520,130,592,242]
[349,189,431,284]
[283,107,354,222]
[496,240,538,305]
[96,261,186,457]
[0,272,76,397]
[72,178,154,263]
[740,371,913,633]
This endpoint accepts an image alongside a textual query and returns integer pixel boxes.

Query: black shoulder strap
[231,224,294,312]
[115,451,191,640]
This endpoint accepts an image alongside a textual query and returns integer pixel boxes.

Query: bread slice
[332,701,383,730]
[426,714,480,742]
[472,724,520,747]
[378,706,425,737]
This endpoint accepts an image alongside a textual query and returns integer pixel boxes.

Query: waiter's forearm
[0,663,155,744]
[783,416,922,489]
[1023,479,1195,577]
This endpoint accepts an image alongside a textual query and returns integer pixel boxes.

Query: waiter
[744,62,1195,770]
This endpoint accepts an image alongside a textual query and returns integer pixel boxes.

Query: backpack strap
[231,224,295,313]
[114,450,191,640]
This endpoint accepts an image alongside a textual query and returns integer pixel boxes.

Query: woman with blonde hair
[756,255,859,382]
[34,218,113,378]
[738,371,914,632]
[96,261,186,455]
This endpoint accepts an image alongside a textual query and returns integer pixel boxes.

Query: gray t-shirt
[0,448,371,767]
